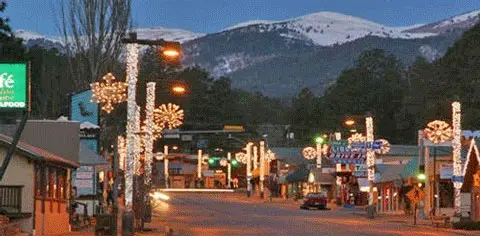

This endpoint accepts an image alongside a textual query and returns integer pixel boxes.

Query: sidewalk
[348,209,480,236]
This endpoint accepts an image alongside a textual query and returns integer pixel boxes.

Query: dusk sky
[6,0,480,35]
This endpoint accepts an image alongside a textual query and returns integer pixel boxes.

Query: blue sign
[351,141,382,150]
[452,176,464,182]
[70,90,99,125]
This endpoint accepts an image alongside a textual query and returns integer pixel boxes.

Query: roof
[310,169,335,184]
[0,134,80,168]
[80,121,100,130]
[374,163,407,183]
[270,147,304,165]
[79,143,107,165]
[286,168,309,183]
[402,158,418,179]
[378,145,418,156]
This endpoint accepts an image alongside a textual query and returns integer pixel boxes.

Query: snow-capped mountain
[14,10,480,97]
[404,10,480,34]
[223,12,436,46]
[135,27,204,43]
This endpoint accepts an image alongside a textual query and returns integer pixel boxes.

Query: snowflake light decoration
[348,133,366,144]
[424,120,453,144]
[154,103,184,129]
[235,152,248,164]
[220,158,228,167]
[302,147,317,160]
[90,73,127,113]
[374,139,391,155]
[265,149,276,161]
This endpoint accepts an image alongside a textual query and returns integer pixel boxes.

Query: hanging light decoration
[90,73,127,113]
[348,133,366,144]
[302,147,317,160]
[424,120,453,144]
[375,139,391,155]
[154,103,184,130]
[235,152,247,164]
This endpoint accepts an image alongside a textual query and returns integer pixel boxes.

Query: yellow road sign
[406,185,425,204]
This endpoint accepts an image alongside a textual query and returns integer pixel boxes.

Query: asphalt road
[152,193,468,236]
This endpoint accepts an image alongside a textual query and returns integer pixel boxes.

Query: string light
[302,147,317,160]
[125,43,139,212]
[424,120,453,144]
[154,103,184,130]
[90,73,127,113]
[366,117,375,182]
[144,82,155,187]
[452,102,462,215]
[134,105,142,175]
[118,135,126,171]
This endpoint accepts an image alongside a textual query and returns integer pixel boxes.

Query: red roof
[0,134,80,168]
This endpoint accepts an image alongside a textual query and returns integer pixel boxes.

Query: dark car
[300,192,327,210]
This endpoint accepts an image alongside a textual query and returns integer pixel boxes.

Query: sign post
[0,63,31,181]
[406,186,425,225]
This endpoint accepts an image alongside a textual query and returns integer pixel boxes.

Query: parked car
[300,192,327,210]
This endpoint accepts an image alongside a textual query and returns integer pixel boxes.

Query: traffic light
[231,159,239,167]
[417,165,426,181]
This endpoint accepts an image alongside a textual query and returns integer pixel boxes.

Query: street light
[423,120,452,217]
[344,118,355,127]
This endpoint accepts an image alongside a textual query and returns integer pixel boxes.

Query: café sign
[0,63,28,109]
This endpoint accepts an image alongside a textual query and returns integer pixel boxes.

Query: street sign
[0,63,29,109]
[440,164,453,180]
[452,175,464,182]
[406,185,425,205]
[350,141,382,150]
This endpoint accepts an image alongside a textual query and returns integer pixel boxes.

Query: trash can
[95,214,114,236]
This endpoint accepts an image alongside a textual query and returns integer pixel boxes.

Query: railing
[0,185,23,213]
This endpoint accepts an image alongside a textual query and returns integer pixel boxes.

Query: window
[439,180,454,208]
[57,170,66,200]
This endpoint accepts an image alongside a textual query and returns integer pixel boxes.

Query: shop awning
[286,168,309,183]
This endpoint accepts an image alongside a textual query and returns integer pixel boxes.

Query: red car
[300,192,327,210]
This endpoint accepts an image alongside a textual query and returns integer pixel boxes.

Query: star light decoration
[424,120,453,144]
[302,147,317,160]
[154,103,184,130]
[235,152,248,164]
[90,73,127,113]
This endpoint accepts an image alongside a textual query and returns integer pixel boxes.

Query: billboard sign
[0,63,28,109]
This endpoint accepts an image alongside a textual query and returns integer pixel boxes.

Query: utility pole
[227,152,232,188]
[260,141,265,199]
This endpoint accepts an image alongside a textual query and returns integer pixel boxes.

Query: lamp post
[423,120,453,217]
[260,141,265,199]
[451,102,462,216]
[198,149,203,179]
[227,152,232,188]
[121,32,181,235]
[246,142,253,197]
